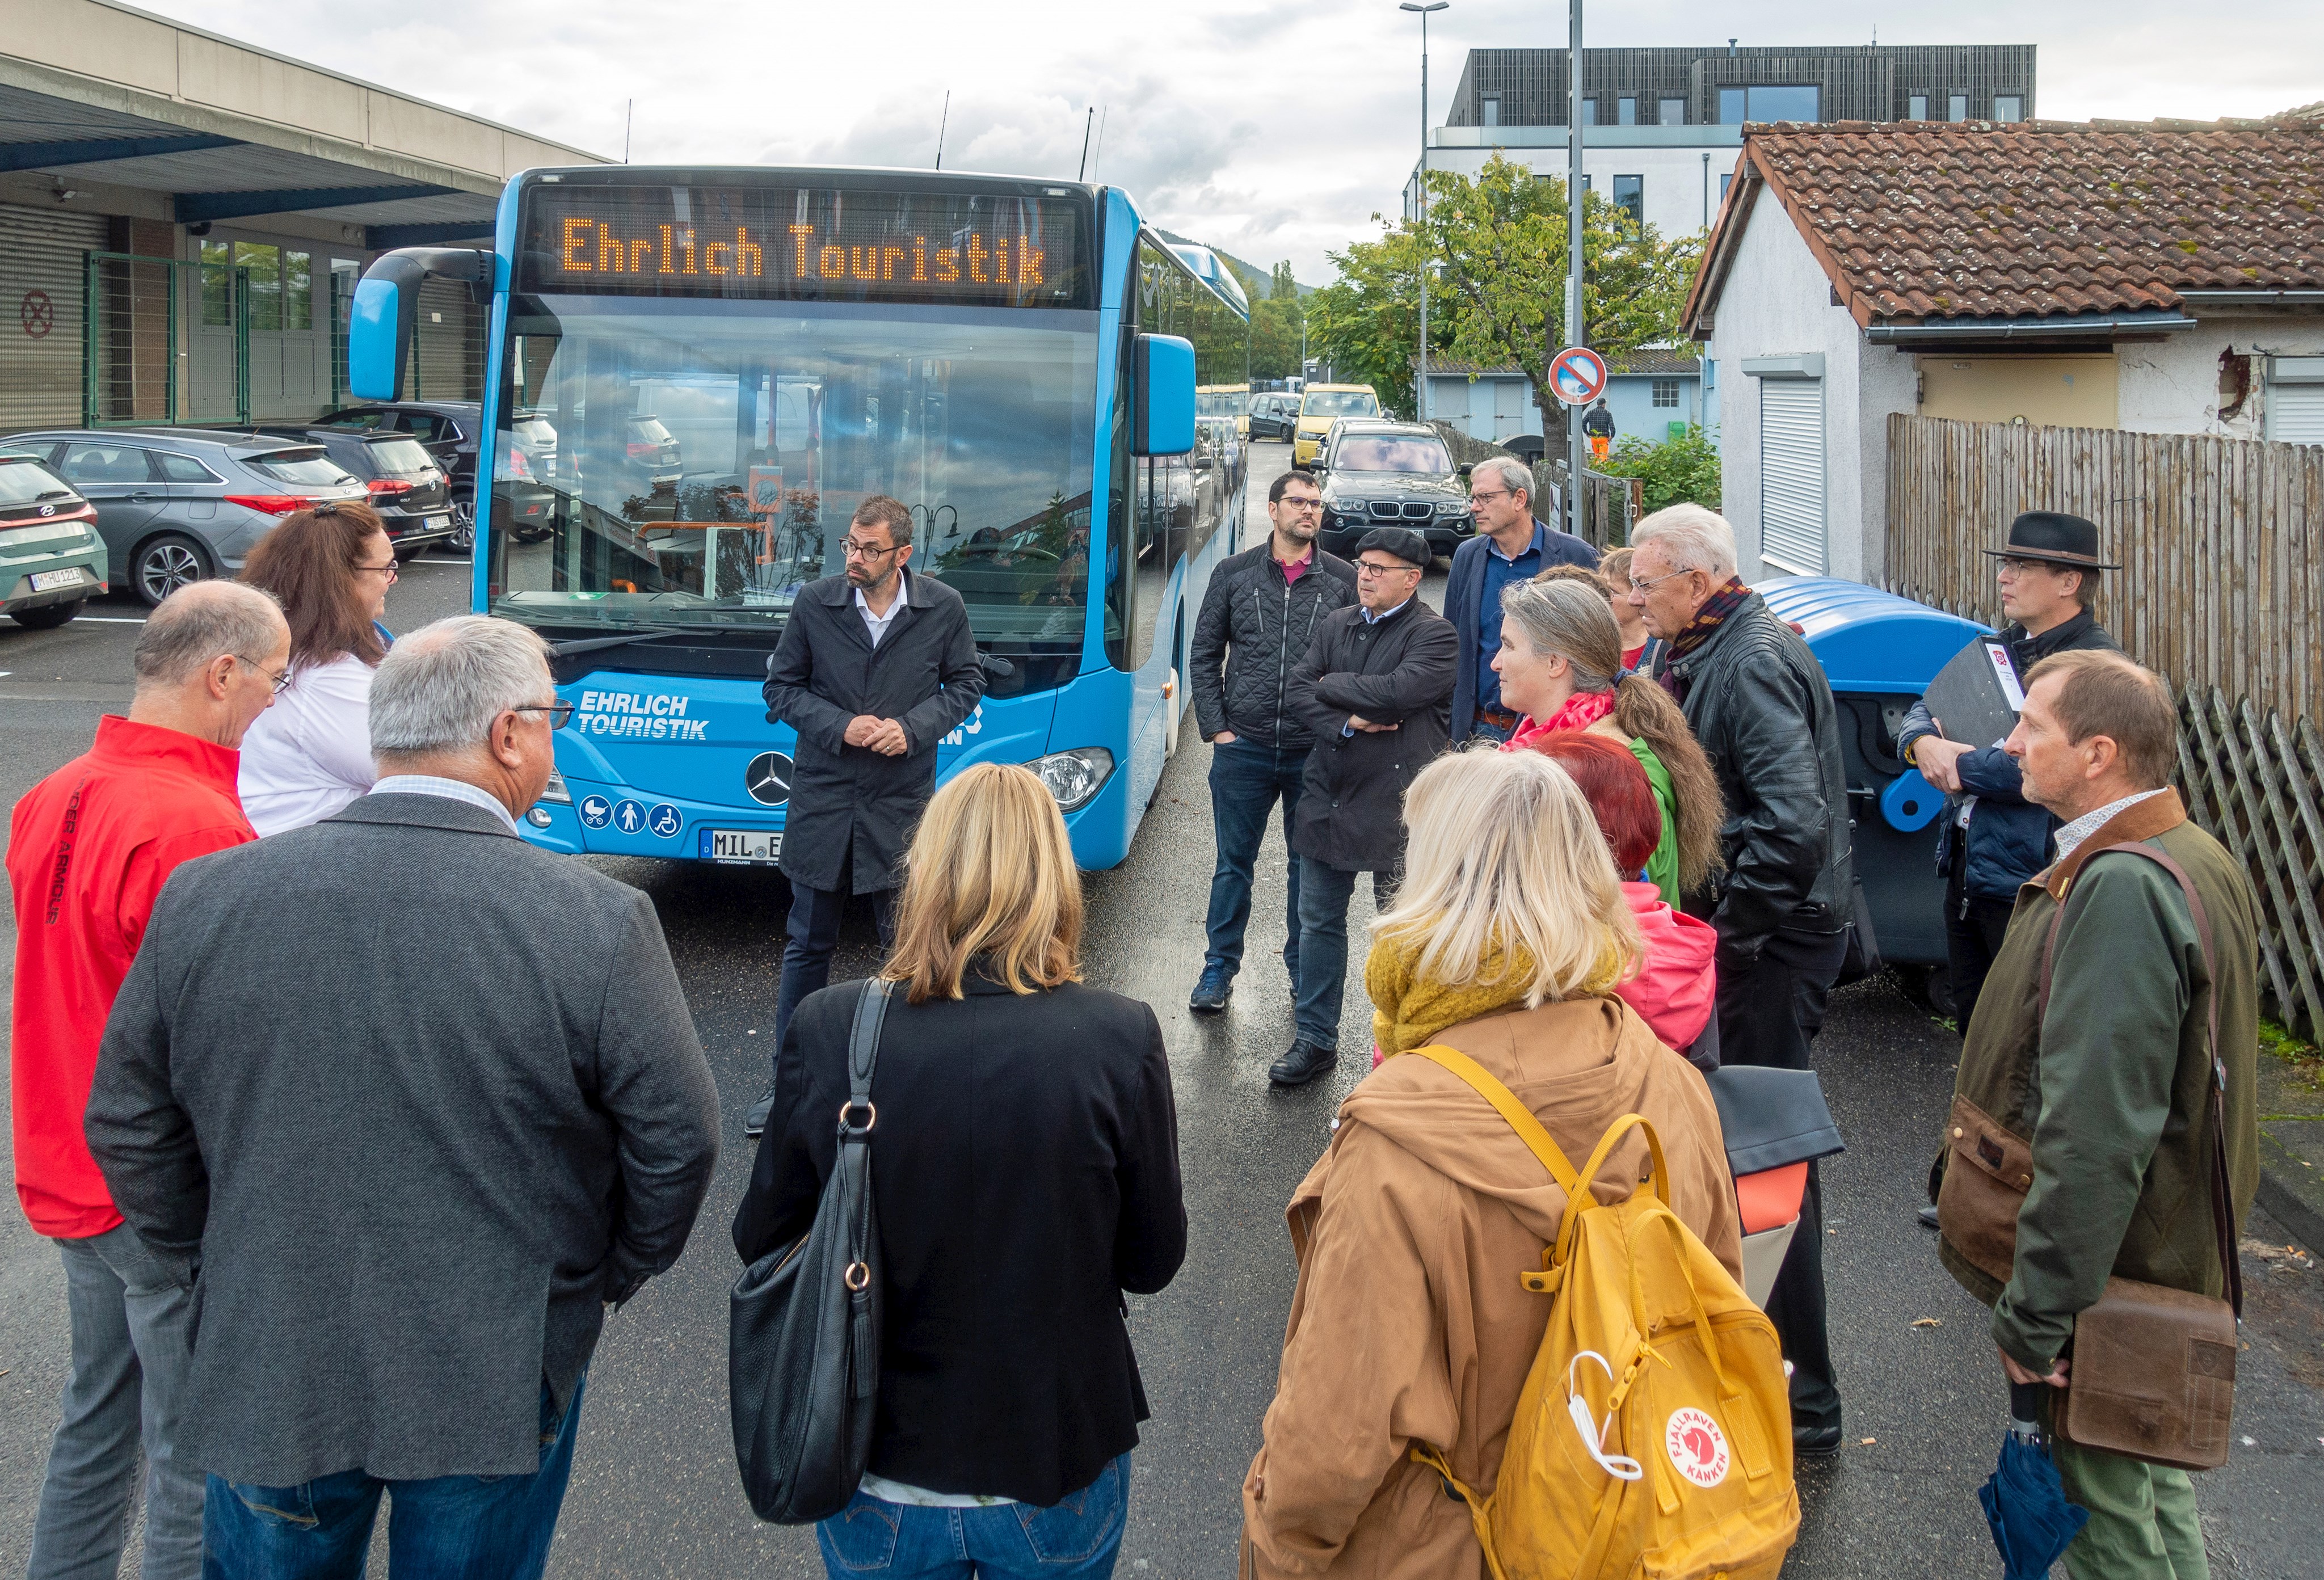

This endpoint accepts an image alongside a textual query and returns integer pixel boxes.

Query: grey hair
[1499,576,1624,692]
[133,580,285,688]
[1472,454,1533,504]
[1631,503,1739,580]
[370,616,553,758]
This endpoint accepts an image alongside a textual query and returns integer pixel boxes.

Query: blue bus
[348,168,1251,869]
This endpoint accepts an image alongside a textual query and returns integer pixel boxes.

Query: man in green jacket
[1937,650,2258,1579]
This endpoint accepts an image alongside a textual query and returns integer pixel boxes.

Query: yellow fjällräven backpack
[1405,1045,1799,1580]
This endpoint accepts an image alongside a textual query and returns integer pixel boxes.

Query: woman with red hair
[1526,731,1719,1067]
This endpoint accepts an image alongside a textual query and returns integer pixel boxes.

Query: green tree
[1250,260,1306,381]
[1311,156,1700,438]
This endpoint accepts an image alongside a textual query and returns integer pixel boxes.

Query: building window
[1719,173,1732,203]
[1719,87,1745,124]
[1949,94,1969,122]
[1481,95,1500,127]
[1908,94,1928,120]
[1613,175,1644,226]
[1652,379,1681,408]
[283,251,311,330]
[1580,98,1597,127]
[1993,95,2024,123]
[1748,85,1820,123]
[1659,97,1687,127]
[1617,96,1636,126]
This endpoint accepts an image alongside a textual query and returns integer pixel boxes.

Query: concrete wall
[1702,193,1914,584]
[1919,354,2120,428]
[2116,319,2324,441]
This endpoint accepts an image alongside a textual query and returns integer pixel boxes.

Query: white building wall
[1413,128,1744,242]
[2118,319,2324,441]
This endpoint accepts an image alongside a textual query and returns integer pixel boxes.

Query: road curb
[2256,1147,2324,1254]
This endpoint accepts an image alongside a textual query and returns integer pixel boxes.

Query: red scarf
[1666,576,1752,661]
[1502,687,1617,753]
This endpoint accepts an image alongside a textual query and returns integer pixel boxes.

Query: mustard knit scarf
[1365,928,1625,1059]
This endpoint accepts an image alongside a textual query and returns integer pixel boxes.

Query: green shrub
[1597,424,1721,514]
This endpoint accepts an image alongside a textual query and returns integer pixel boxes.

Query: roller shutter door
[1758,377,1826,574]
[413,275,480,400]
[0,205,107,428]
[2269,381,2324,445]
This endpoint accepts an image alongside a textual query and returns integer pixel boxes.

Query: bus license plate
[30,567,87,591]
[705,828,782,864]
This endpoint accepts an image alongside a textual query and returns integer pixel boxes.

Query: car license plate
[425,515,448,530]
[29,567,86,591]
[704,828,782,864]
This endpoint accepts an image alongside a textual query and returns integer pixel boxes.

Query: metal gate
[83,251,185,427]
[1,203,107,429]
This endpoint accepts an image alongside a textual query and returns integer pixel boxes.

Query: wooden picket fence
[1886,414,2324,1037]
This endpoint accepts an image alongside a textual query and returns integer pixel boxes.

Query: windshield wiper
[546,627,687,658]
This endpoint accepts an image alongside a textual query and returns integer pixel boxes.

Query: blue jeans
[1202,739,1310,979]
[1293,858,1396,1052]
[201,1376,586,1579]
[816,1454,1131,1579]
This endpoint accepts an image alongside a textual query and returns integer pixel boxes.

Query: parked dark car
[1249,391,1299,443]
[260,427,456,560]
[1311,418,1476,560]
[0,454,106,628]
[0,429,367,604]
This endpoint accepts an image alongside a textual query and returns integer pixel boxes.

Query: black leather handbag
[729,978,891,1524]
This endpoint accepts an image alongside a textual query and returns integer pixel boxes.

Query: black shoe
[743,1086,776,1139]
[1793,1422,1843,1457]
[1189,969,1232,1014]
[1917,1203,1942,1231]
[1269,1041,1338,1087]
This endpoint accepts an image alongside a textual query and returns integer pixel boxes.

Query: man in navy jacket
[1443,455,1597,743]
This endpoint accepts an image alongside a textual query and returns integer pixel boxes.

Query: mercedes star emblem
[744,751,794,807]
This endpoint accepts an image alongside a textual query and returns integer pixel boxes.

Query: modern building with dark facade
[1448,44,2037,131]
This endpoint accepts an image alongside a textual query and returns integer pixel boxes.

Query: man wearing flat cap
[1900,511,2121,1126]
[1275,526,1456,1086]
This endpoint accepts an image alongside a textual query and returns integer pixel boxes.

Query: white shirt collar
[2052,788,2166,863]
[371,774,523,837]
[854,567,909,644]
[1359,595,1414,625]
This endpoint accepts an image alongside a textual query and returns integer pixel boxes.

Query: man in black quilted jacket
[1186,469,1357,1014]
[1629,503,1855,1458]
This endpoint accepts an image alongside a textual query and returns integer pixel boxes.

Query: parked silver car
[0,429,368,605]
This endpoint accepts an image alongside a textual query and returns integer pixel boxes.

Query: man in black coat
[749,496,984,1136]
[1273,526,1457,1087]
[1629,503,1853,1456]
[1185,467,1357,1014]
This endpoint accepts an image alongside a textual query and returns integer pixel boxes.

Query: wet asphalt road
[2,445,2319,1577]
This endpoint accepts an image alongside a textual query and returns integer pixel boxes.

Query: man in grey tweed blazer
[86,615,719,1578]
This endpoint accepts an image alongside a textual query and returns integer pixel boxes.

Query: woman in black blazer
[733,763,1186,1579]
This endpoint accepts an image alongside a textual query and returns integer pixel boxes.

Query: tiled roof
[1684,117,2324,332]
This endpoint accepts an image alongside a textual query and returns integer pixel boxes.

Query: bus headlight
[538,767,572,805]
[1029,747,1114,812]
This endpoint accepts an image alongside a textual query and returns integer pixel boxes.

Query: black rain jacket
[1285,599,1458,872]
[1189,543,1358,749]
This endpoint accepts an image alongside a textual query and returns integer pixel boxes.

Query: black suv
[1311,419,1474,559]
[259,427,456,560]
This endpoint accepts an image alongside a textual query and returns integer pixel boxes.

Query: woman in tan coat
[1240,749,1740,1579]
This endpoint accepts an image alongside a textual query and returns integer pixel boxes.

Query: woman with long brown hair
[1489,574,1723,907]
[732,763,1185,1579]
[235,501,395,835]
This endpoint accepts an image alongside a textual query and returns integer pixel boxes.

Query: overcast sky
[150,1,2323,284]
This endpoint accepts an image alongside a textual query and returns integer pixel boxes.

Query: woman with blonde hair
[1241,748,1738,1578]
[734,763,1186,1580]
[1491,574,1723,907]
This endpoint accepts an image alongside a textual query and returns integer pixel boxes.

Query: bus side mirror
[348,248,492,402]
[1133,334,1195,457]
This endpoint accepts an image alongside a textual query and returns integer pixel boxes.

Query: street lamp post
[1401,2,1447,425]
[1565,0,1586,534]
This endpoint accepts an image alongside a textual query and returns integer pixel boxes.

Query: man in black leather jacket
[1187,470,1358,1013]
[1628,503,1853,1456]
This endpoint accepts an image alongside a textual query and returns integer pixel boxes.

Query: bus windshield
[489,296,1096,655]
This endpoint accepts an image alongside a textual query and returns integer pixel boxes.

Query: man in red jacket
[8,579,288,1580]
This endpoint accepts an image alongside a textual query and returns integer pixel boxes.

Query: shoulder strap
[847,978,892,1111]
[1405,1045,1580,1194]
[2035,843,2240,1317]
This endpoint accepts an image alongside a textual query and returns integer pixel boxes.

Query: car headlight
[537,766,572,805]
[1435,499,1472,516]
[1029,747,1114,812]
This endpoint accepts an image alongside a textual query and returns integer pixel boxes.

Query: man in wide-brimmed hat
[1899,512,2121,1208]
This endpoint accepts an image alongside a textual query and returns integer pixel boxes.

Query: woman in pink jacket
[1528,731,1719,1067]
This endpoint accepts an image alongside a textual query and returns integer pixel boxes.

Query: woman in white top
[236,501,396,836]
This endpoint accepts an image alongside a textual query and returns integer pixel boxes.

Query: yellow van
[1291,384,1381,466]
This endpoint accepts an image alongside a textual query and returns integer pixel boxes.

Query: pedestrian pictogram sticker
[612,798,647,835]
[1549,346,1607,406]
[20,290,54,339]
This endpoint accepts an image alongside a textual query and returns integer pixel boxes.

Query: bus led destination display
[519,183,1091,308]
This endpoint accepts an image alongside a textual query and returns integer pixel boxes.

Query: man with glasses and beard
[1186,469,1357,1014]
[747,495,984,1137]
[1444,455,1596,744]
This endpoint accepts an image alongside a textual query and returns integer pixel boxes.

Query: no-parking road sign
[1549,345,1607,405]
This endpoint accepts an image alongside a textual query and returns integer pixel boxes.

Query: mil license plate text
[704,828,782,864]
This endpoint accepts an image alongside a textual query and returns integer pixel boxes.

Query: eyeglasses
[354,558,399,582]
[238,655,293,694]
[1627,568,1693,593]
[1276,496,1323,513]
[1355,559,1419,577]
[841,537,902,560]
[510,700,575,727]
[1467,488,1515,504]
[1995,556,2060,576]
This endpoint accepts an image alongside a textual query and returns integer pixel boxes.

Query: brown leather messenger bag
[1937,841,2242,1472]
